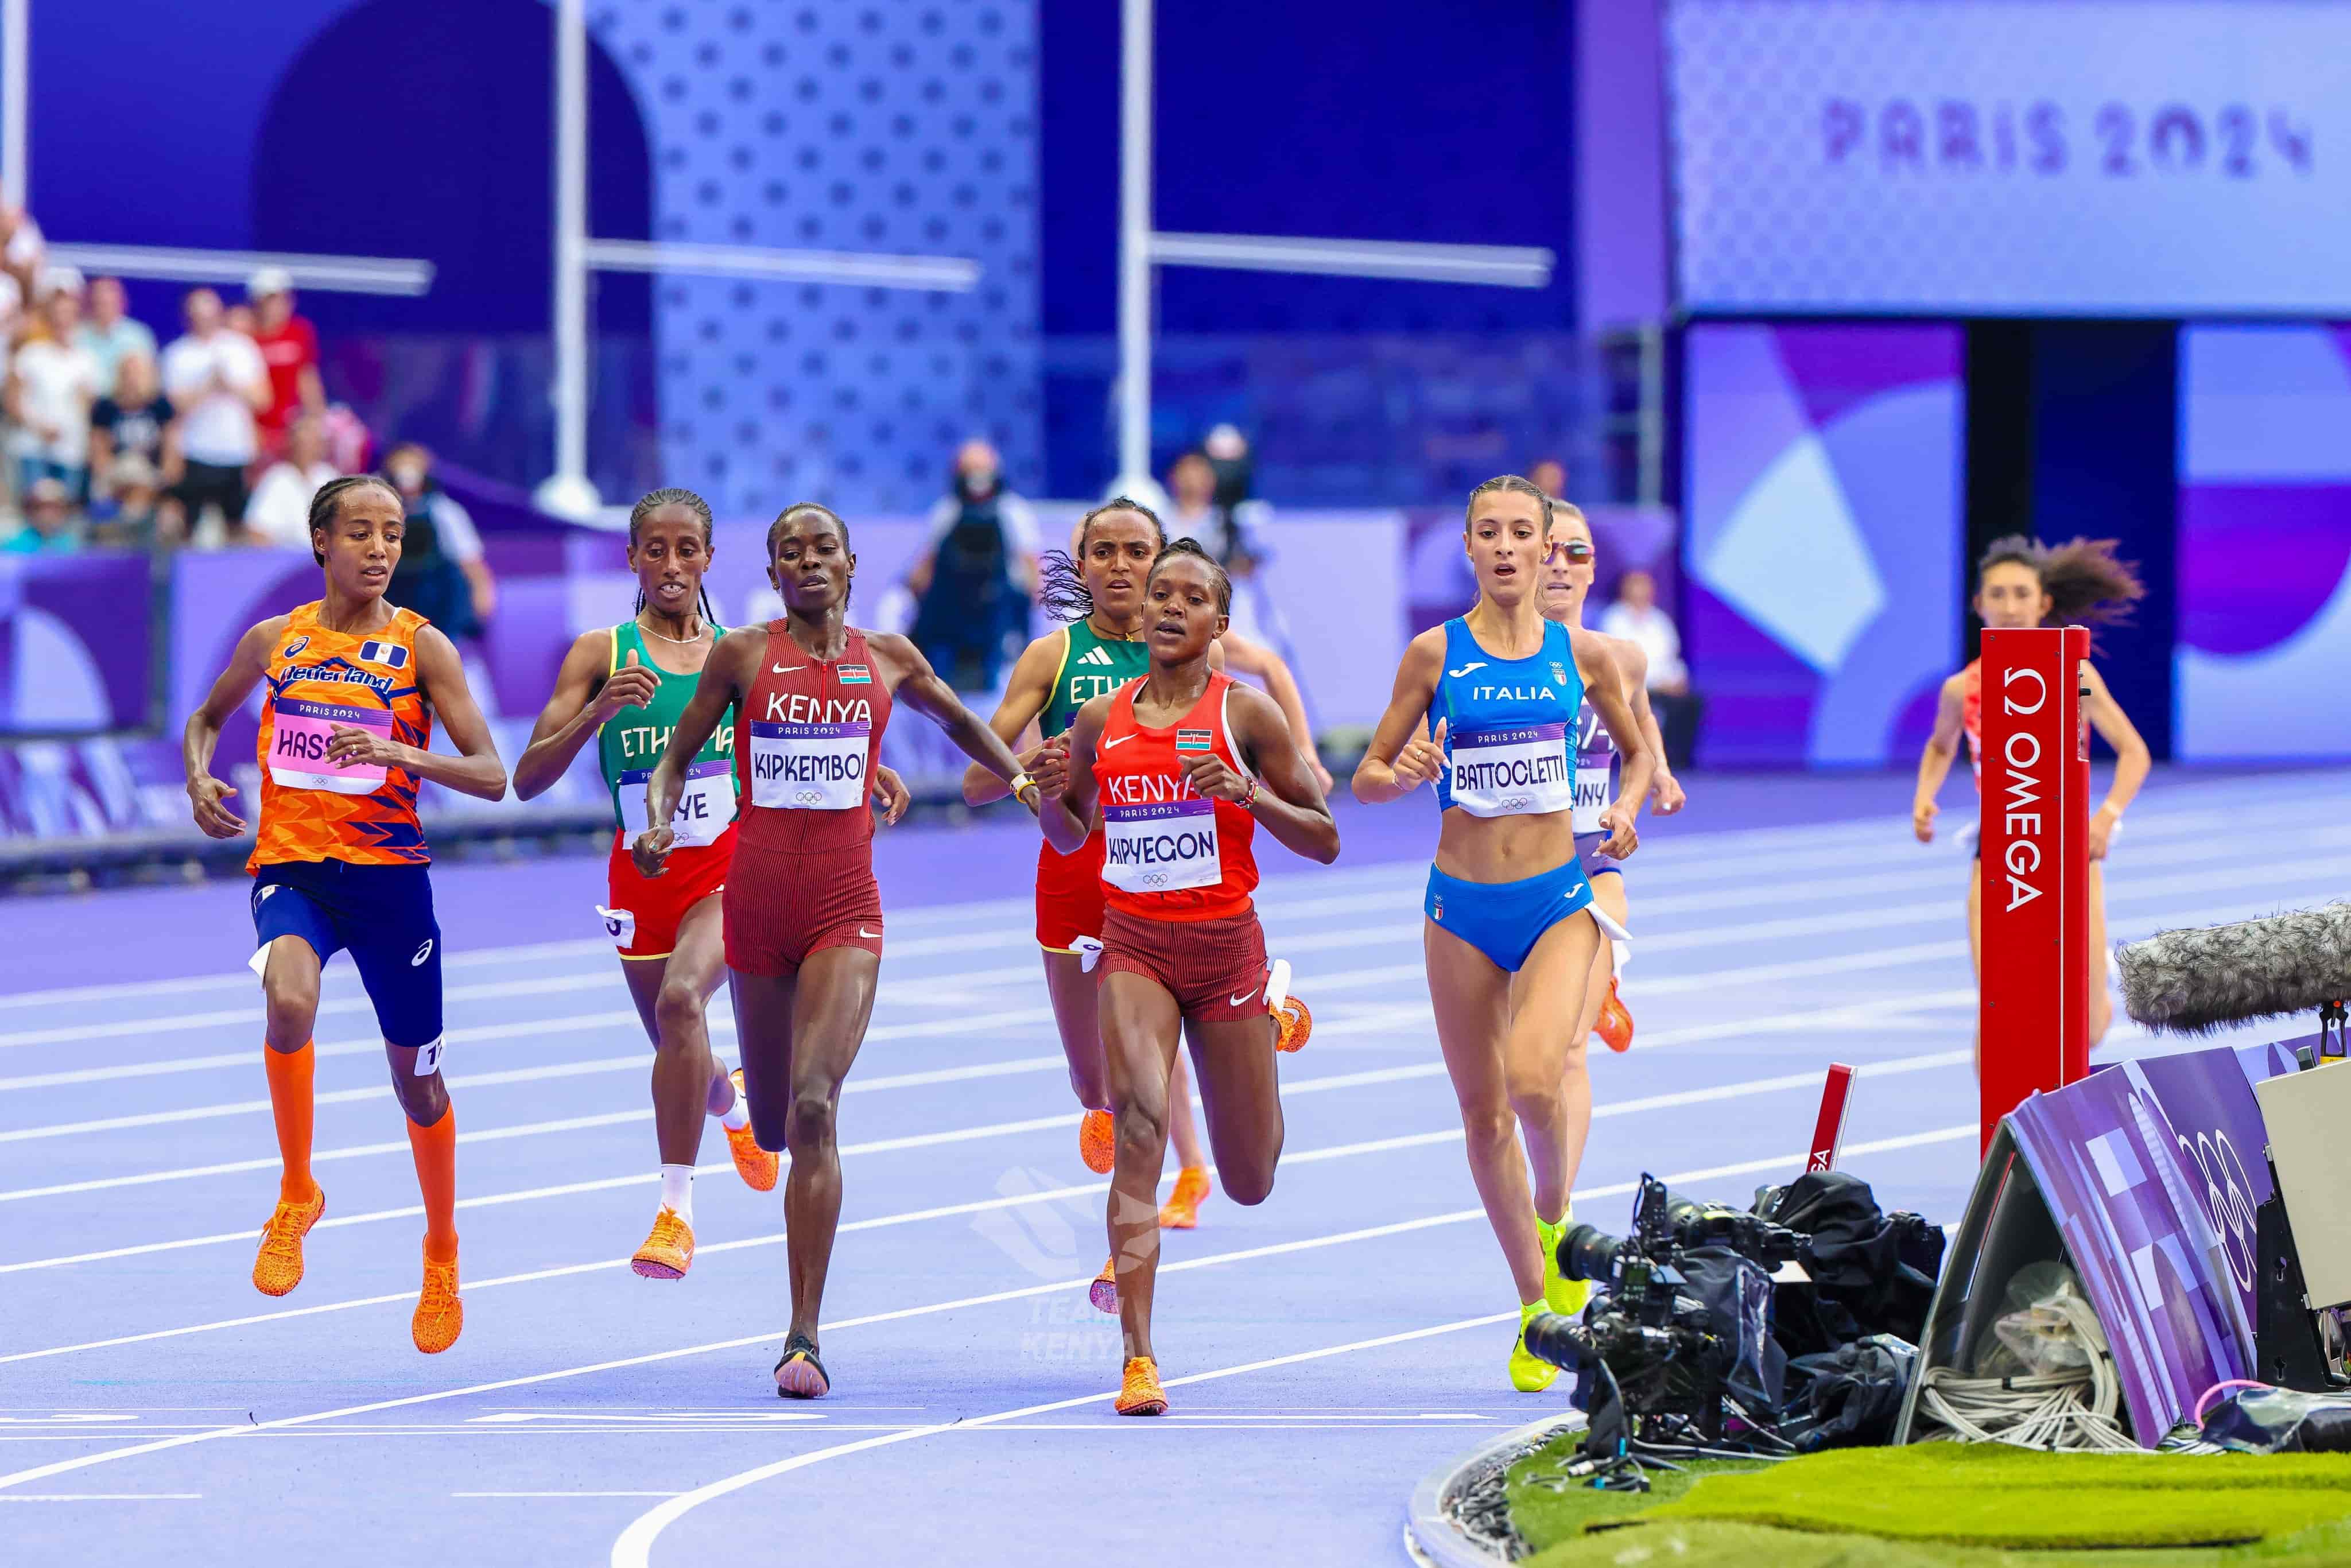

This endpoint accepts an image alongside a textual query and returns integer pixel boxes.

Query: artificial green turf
[1503,1437,2351,1567]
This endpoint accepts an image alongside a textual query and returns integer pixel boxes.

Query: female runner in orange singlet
[184,475,507,1354]
[1913,535,2148,1059]
[638,502,1040,1398]
[1031,538,1339,1416]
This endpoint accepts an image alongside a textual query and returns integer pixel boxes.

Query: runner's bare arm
[1033,695,1104,856]
[514,629,658,799]
[2081,661,2149,860]
[1192,683,1339,864]
[962,630,1062,807]
[1351,628,1447,805]
[1217,630,1332,793]
[1912,672,1968,843]
[867,631,1037,811]
[1613,639,1681,816]
[182,615,289,838]
[338,624,506,801]
[645,627,758,835]
[1572,626,1650,860]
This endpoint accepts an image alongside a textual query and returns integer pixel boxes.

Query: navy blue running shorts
[250,860,444,1049]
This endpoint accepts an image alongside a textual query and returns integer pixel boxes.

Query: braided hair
[306,473,404,566]
[627,487,717,623]
[1037,496,1166,622]
[1148,535,1232,617]
[1978,535,2144,632]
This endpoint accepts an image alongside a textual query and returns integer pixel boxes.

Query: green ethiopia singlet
[597,619,736,849]
[1039,616,1150,738]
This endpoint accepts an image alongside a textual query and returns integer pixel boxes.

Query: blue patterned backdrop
[591,2,1041,516]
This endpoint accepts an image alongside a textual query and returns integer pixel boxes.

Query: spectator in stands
[382,442,496,639]
[160,288,268,540]
[78,276,156,396]
[1599,568,1702,770]
[0,201,44,339]
[1164,445,1270,565]
[1528,457,1567,499]
[90,352,177,490]
[240,414,337,548]
[3,476,81,553]
[905,437,1039,690]
[5,286,103,498]
[89,454,173,549]
[246,267,324,459]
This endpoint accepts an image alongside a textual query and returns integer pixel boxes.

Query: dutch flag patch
[358,640,411,670]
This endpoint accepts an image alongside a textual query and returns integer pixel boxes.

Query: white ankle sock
[659,1164,695,1225]
[718,1076,750,1131]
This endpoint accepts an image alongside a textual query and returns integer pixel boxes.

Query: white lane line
[0,1057,1976,1365]
[608,1313,1523,1568]
[0,999,1971,1267]
[457,1491,684,1499]
[1,1119,1960,1495]
[0,1493,204,1501]
[0,779,2312,1024]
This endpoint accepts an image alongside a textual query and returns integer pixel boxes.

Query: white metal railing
[42,243,434,296]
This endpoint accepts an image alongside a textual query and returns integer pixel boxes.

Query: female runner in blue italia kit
[1353,475,1655,1393]
[1539,500,1683,1055]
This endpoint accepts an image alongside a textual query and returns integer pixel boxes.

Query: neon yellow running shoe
[1509,1300,1557,1393]
[1535,1208,1590,1318]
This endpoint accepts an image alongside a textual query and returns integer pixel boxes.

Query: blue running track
[0,770,2338,1566]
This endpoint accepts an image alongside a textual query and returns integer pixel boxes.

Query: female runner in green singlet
[516,488,910,1279]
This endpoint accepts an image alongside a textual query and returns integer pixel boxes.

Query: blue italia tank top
[1427,616,1585,818]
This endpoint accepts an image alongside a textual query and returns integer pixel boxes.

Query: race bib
[748,719,870,810]
[620,759,734,848]
[1571,703,1616,834]
[1446,721,1574,818]
[1103,798,1220,894]
[596,906,638,949]
[267,697,391,795]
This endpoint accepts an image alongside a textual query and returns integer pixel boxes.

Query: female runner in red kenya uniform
[1033,538,1340,1417]
[639,502,1042,1399]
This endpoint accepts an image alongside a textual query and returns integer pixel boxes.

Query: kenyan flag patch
[1175,728,1213,752]
[837,663,872,685]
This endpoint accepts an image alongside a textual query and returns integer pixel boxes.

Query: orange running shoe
[1115,1355,1169,1416]
[412,1244,463,1354]
[724,1070,778,1191]
[251,1186,325,1298]
[1596,977,1634,1054]
[631,1206,696,1280]
[1079,1107,1116,1174]
[1090,1256,1119,1315]
[1273,995,1312,1053]
[1158,1167,1211,1230]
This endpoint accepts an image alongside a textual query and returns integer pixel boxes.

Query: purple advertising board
[1681,322,1962,766]
[0,553,155,735]
[2007,1045,2272,1445]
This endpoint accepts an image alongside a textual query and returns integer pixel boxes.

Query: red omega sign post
[1978,624,2093,1152]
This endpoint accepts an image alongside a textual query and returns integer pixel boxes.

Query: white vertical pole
[1,0,27,209]
[1114,0,1153,492]
[542,0,596,515]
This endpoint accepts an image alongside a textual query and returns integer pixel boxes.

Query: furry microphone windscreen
[2117,902,2351,1035]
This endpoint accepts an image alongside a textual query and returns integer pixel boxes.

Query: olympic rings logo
[2177,1126,2259,1292]
[1500,795,1534,812]
[794,788,825,805]
[1140,872,1171,888]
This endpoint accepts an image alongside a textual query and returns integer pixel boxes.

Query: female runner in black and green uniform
[516,488,909,1279]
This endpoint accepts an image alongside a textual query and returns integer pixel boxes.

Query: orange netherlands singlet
[249,602,433,872]
[1094,672,1259,922]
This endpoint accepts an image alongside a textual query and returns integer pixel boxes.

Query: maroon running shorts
[1097,905,1268,1024]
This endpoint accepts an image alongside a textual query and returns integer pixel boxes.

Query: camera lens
[1520,1310,1597,1373]
[1558,1222,1619,1283]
